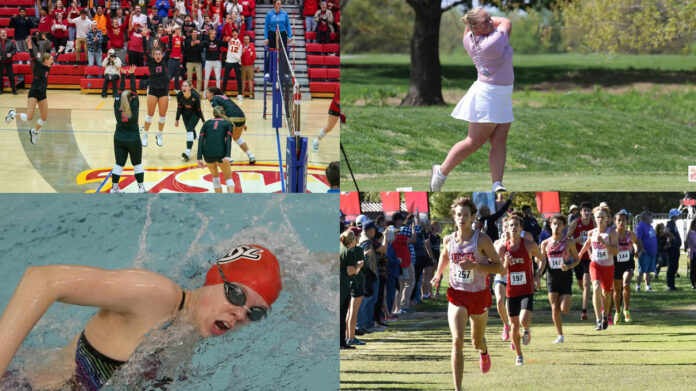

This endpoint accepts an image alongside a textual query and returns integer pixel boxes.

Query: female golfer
[111,65,146,193]
[176,80,205,161]
[431,8,513,193]
[540,213,580,343]
[430,197,503,388]
[5,37,53,145]
[140,28,171,148]
[0,245,281,390]
[498,214,544,366]
[610,211,640,324]
[197,106,236,193]
[579,206,618,331]
[205,87,256,164]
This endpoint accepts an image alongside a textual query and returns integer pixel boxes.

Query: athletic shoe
[624,310,632,323]
[614,311,621,325]
[595,321,602,331]
[340,344,356,350]
[355,327,369,336]
[238,94,243,101]
[492,181,507,193]
[480,352,491,373]
[422,294,432,300]
[249,155,256,164]
[264,73,270,80]
[156,132,163,147]
[635,286,641,292]
[667,286,678,291]
[430,164,445,192]
[5,109,15,123]
[522,329,531,345]
[393,309,407,315]
[138,186,147,193]
[345,338,365,346]
[580,311,587,321]
[29,128,39,145]
[141,132,148,147]
[181,152,190,161]
[515,355,524,366]
[312,138,319,152]
[602,316,608,330]
[501,325,510,341]
[608,315,614,325]
[110,187,122,193]
[646,286,652,292]
[553,335,564,344]
[403,307,416,312]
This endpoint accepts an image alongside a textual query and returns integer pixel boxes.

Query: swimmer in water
[0,244,282,390]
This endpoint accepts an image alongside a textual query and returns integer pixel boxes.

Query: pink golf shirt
[463,28,514,86]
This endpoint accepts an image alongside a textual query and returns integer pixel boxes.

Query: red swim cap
[204,245,282,306]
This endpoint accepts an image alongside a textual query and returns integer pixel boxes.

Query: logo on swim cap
[205,244,282,306]
[218,245,263,263]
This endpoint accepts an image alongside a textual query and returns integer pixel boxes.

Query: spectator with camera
[101,48,121,97]
[313,0,333,44]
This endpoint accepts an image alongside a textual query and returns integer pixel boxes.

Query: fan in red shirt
[240,33,256,98]
[51,0,69,22]
[498,213,544,367]
[106,13,129,63]
[240,0,255,31]
[37,8,53,35]
[303,0,318,35]
[168,26,184,91]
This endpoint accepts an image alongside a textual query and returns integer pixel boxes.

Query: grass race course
[340,257,696,390]
[340,54,696,191]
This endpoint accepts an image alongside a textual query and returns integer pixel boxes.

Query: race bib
[454,268,473,284]
[617,251,630,263]
[548,257,564,269]
[595,248,608,261]
[510,271,526,286]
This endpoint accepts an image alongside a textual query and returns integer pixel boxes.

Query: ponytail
[120,89,132,119]
[213,105,230,121]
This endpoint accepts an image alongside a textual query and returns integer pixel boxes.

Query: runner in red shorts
[579,206,618,331]
[498,213,544,366]
[431,197,503,390]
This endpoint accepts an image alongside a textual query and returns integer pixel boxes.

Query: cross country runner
[430,197,503,390]
[609,211,641,324]
[566,201,594,321]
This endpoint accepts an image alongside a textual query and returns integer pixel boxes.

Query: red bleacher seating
[3,0,34,6]
[4,28,13,37]
[306,43,322,53]
[309,81,338,93]
[57,53,77,62]
[305,32,316,41]
[327,68,339,79]
[12,63,30,74]
[0,18,9,27]
[323,43,339,54]
[308,68,326,79]
[0,8,18,16]
[83,66,101,76]
[330,33,339,41]
[324,56,339,66]
[306,55,323,66]
[12,52,30,62]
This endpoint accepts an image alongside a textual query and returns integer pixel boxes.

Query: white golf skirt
[451,81,514,124]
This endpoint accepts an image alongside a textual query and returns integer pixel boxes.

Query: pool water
[0,194,338,391]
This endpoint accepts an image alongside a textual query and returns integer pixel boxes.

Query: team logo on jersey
[219,246,263,263]
[451,252,475,264]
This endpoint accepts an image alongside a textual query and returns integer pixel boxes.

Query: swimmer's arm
[492,17,511,37]
[431,237,450,285]
[477,234,505,275]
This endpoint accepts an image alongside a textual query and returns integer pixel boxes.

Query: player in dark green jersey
[205,87,256,164]
[197,106,235,193]
[175,80,205,161]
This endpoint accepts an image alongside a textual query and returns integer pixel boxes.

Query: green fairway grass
[340,258,696,390]
[340,54,696,191]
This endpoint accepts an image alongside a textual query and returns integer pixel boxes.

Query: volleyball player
[610,211,640,323]
[140,27,170,147]
[579,206,618,331]
[5,37,53,145]
[197,106,236,193]
[176,80,205,161]
[499,214,544,366]
[312,83,344,152]
[205,87,256,164]
[566,201,594,320]
[111,65,146,193]
[540,213,580,343]
[430,197,503,389]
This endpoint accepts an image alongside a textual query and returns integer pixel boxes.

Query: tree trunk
[401,0,445,106]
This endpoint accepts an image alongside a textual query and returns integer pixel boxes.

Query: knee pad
[212,177,221,188]
[133,164,144,174]
[144,115,153,124]
[235,137,245,146]
[225,179,234,187]
[186,131,195,142]
[37,118,46,126]
[112,165,124,175]
[158,117,166,124]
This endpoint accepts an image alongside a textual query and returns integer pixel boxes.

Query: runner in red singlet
[608,211,641,324]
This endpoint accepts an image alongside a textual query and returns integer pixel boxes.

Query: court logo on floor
[77,163,330,193]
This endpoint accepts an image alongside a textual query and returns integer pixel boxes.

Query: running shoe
[141,132,148,147]
[238,94,243,101]
[553,335,564,344]
[515,355,524,366]
[595,321,602,331]
[138,186,147,193]
[635,285,641,292]
[608,315,614,325]
[501,325,510,341]
[249,154,256,164]
[181,152,190,161]
[345,338,366,346]
[624,310,632,323]
[580,311,588,321]
[110,186,122,193]
[5,109,15,123]
[646,286,652,292]
[422,294,432,300]
[430,164,445,192]
[156,132,163,147]
[614,311,621,325]
[602,316,609,330]
[480,352,491,373]
[311,138,319,152]
[492,181,507,193]
[29,128,39,144]
[522,328,531,345]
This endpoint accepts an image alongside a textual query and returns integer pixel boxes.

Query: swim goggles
[216,262,268,321]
